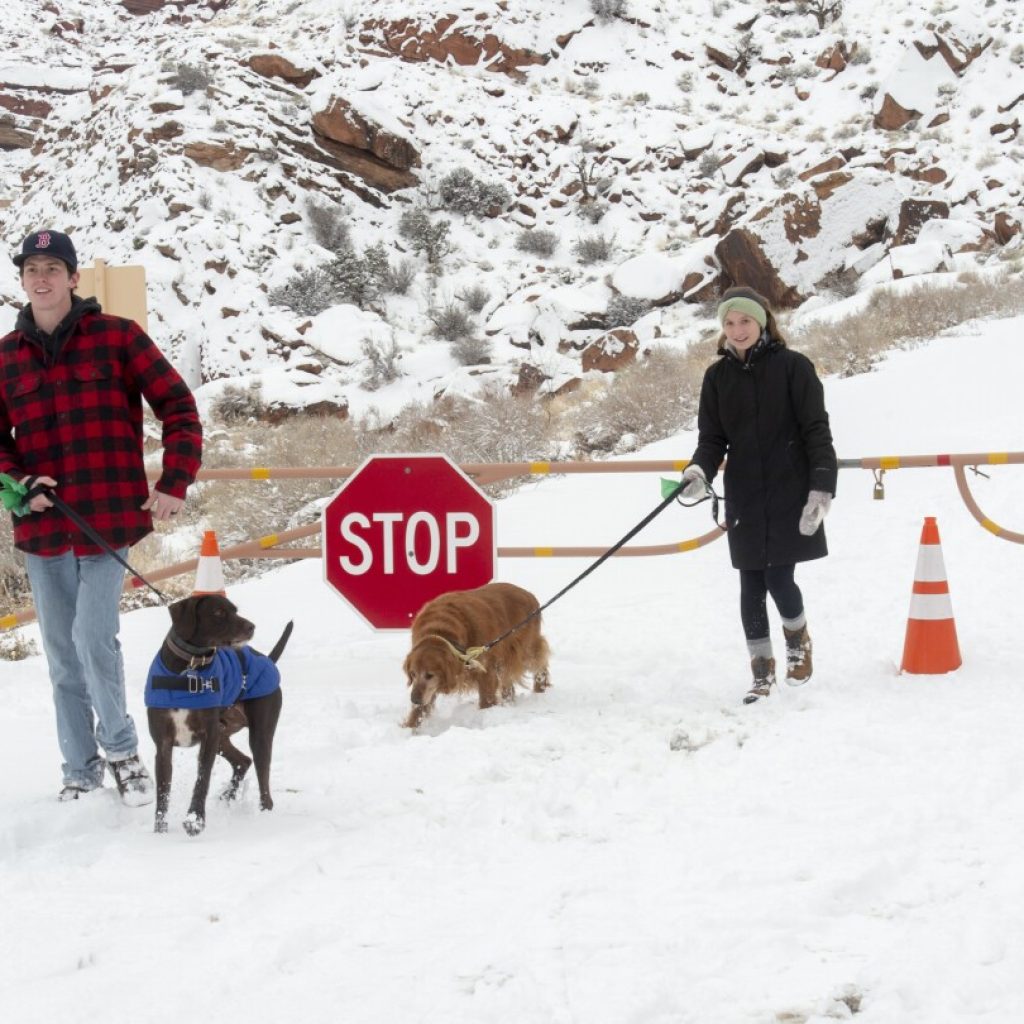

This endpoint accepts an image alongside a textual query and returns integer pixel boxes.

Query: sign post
[322,454,495,630]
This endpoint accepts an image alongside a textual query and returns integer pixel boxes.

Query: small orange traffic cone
[192,530,226,596]
[900,517,961,674]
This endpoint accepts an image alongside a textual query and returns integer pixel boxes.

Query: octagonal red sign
[322,454,495,630]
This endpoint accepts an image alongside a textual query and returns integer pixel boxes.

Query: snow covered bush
[460,284,491,313]
[437,168,511,217]
[361,336,403,391]
[516,229,559,257]
[210,380,267,423]
[268,267,334,316]
[590,0,628,22]
[399,209,453,266]
[605,294,652,327]
[164,62,213,95]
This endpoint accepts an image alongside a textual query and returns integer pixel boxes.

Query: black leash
[457,477,724,663]
[25,479,170,603]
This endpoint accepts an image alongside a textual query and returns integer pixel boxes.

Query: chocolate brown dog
[144,594,292,836]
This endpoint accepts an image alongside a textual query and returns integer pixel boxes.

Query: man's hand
[20,475,57,513]
[142,489,185,522]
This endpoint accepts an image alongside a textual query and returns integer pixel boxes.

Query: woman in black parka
[679,286,837,704]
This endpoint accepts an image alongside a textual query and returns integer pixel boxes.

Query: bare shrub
[816,266,860,299]
[568,345,705,454]
[461,284,491,313]
[361,336,403,390]
[574,232,616,264]
[0,628,38,661]
[384,258,417,295]
[165,63,213,95]
[697,152,719,178]
[211,380,267,423]
[590,0,628,22]
[516,229,559,258]
[430,302,474,341]
[450,335,493,366]
[0,528,31,623]
[385,393,552,496]
[306,198,351,254]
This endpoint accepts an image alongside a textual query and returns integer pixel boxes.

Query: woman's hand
[679,464,708,500]
[799,491,832,535]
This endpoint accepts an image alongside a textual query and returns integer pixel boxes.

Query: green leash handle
[0,472,30,516]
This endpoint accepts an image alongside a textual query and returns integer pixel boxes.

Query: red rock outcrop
[360,17,548,76]
[184,141,249,171]
[247,55,319,90]
[581,329,639,373]
[875,94,920,131]
[312,97,420,171]
[715,229,803,308]
[893,199,949,245]
[993,212,1021,245]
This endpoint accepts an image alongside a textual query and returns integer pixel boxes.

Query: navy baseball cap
[13,229,78,272]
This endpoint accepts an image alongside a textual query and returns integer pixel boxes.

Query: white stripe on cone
[908,592,955,621]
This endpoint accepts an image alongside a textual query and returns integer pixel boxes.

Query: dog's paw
[182,813,205,837]
[219,779,243,802]
[154,818,168,834]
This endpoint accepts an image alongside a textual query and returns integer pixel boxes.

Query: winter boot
[783,625,813,685]
[744,656,776,704]
[107,754,155,807]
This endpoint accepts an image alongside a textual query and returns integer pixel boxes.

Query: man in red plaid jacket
[1,229,202,804]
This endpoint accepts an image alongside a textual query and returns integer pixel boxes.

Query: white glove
[799,490,832,536]
[679,464,708,500]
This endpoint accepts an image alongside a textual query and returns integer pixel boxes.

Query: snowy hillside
[2,0,1022,419]
[2,310,1024,1022]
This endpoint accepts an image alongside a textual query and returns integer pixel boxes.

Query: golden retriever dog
[403,582,551,728]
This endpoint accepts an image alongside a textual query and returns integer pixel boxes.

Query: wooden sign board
[76,259,148,332]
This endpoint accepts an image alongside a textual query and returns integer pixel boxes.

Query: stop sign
[322,454,495,630]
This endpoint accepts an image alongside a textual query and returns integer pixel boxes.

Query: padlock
[872,471,885,500]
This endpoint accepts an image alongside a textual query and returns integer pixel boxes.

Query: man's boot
[783,624,813,685]
[744,656,776,704]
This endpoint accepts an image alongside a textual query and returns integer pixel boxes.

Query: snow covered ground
[2,315,1024,1023]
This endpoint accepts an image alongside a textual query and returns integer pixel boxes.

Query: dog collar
[165,631,216,669]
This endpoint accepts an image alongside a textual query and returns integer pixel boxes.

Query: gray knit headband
[717,296,767,329]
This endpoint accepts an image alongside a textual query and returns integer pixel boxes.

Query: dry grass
[792,269,1024,377]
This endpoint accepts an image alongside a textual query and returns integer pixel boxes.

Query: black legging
[739,565,803,641]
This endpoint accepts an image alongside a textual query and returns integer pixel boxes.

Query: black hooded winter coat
[689,335,837,571]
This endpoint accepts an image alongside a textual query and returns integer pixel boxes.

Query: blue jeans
[25,548,137,787]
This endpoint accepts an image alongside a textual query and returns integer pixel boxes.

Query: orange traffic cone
[900,517,961,674]
[192,530,226,596]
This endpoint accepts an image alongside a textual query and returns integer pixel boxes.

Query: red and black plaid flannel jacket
[0,300,202,556]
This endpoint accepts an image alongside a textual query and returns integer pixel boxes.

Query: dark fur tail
[268,621,294,663]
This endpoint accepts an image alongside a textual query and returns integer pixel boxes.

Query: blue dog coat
[145,646,281,710]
